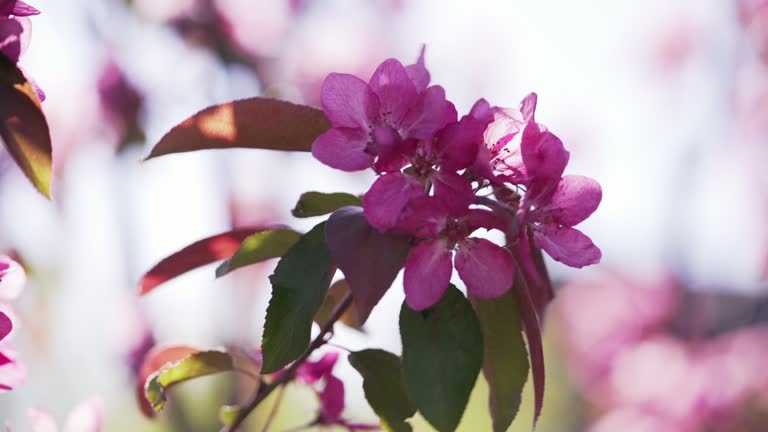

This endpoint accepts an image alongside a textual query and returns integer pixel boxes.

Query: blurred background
[1,0,767,430]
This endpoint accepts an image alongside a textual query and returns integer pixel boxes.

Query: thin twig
[222,292,354,431]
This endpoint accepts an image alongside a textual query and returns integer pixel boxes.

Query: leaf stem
[221,292,354,431]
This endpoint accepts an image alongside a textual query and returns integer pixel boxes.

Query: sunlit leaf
[349,349,416,432]
[470,290,529,432]
[291,192,361,218]
[326,207,410,324]
[139,226,284,296]
[144,98,331,160]
[0,54,52,198]
[136,345,201,418]
[215,229,301,277]
[261,222,334,373]
[145,350,235,413]
[400,285,483,432]
[314,279,363,330]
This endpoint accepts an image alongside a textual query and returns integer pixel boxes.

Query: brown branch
[221,292,354,431]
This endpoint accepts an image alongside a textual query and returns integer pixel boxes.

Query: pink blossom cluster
[312,49,602,310]
[0,0,44,101]
[0,255,27,392]
[556,273,768,432]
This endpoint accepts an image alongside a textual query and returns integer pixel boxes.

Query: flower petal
[0,256,25,302]
[321,73,379,129]
[520,124,569,180]
[0,17,24,63]
[311,127,373,172]
[464,209,508,233]
[519,92,538,123]
[0,313,10,342]
[319,375,345,422]
[400,85,456,140]
[28,408,58,432]
[397,196,449,238]
[435,109,492,171]
[455,238,515,299]
[540,175,602,226]
[403,240,453,310]
[297,352,339,384]
[405,45,430,92]
[62,398,104,432]
[431,171,474,215]
[534,226,601,268]
[363,172,424,232]
[369,59,417,126]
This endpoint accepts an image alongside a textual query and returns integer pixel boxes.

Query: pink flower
[398,196,515,310]
[0,0,39,18]
[295,352,379,430]
[0,10,44,101]
[519,174,602,268]
[11,398,105,432]
[0,256,26,393]
[363,99,493,232]
[312,50,456,172]
[0,311,10,342]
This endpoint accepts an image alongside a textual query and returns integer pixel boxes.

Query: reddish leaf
[0,54,52,198]
[325,206,410,325]
[144,98,331,160]
[136,345,200,418]
[139,227,281,296]
[512,271,545,427]
[518,228,554,322]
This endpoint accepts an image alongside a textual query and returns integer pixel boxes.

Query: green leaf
[144,97,331,160]
[145,351,235,412]
[470,290,529,432]
[291,192,361,218]
[314,279,363,330]
[0,54,52,198]
[349,349,416,432]
[261,222,334,373]
[215,229,302,277]
[400,285,483,432]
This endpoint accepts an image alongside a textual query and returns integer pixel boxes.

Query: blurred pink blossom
[18,398,104,432]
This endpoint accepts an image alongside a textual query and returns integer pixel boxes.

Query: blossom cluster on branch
[312,49,602,311]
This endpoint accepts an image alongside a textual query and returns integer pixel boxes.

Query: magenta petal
[0,256,25,302]
[534,226,601,268]
[321,73,379,129]
[519,92,538,123]
[469,98,493,123]
[11,1,40,17]
[0,17,23,63]
[319,375,345,422]
[541,175,602,226]
[397,196,449,238]
[520,124,569,180]
[464,209,507,233]
[484,106,524,152]
[403,240,453,311]
[28,408,58,432]
[431,171,473,215]
[400,85,456,140]
[368,59,417,125]
[297,352,339,384]
[312,128,373,172]
[363,172,424,232]
[435,111,490,171]
[62,398,104,432]
[0,313,10,341]
[405,45,430,92]
[455,238,515,299]
[0,348,25,392]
